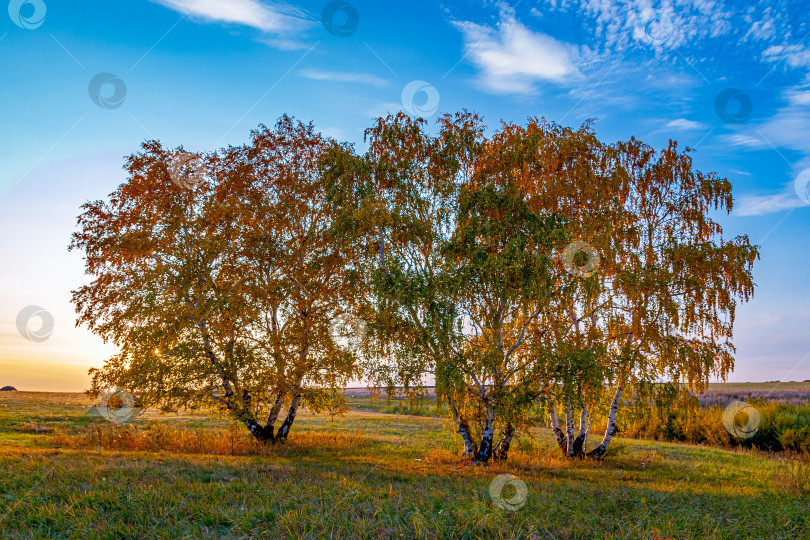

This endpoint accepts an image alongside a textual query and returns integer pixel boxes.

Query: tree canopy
[72,112,758,458]
[72,116,360,443]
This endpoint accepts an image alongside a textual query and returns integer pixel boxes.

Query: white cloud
[664,118,707,131]
[725,133,764,148]
[721,80,810,216]
[151,0,309,33]
[784,87,810,106]
[734,82,810,153]
[762,44,810,69]
[453,11,581,95]
[299,69,389,87]
[734,190,808,216]
[532,0,802,81]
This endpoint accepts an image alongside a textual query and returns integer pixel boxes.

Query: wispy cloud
[299,69,389,87]
[453,10,581,95]
[151,0,310,33]
[664,118,707,131]
[725,133,765,148]
[762,44,810,69]
[734,190,808,216]
[723,79,810,216]
[721,78,810,152]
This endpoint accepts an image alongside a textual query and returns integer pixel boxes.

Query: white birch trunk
[588,386,623,459]
[477,404,497,462]
[450,403,477,457]
[548,400,567,452]
[565,402,575,457]
[583,412,592,455]
[571,406,589,457]
[275,393,301,441]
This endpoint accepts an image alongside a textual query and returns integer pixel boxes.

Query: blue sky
[1,0,809,390]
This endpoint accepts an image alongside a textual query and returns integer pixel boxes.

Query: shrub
[611,400,810,455]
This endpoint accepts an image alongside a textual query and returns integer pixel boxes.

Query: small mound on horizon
[0,386,17,392]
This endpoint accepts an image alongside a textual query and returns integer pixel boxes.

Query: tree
[71,116,360,443]
[331,113,758,461]
[438,181,569,461]
[72,111,758,461]
[478,119,759,458]
[327,112,571,462]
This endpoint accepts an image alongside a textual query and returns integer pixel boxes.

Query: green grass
[1,392,809,539]
[344,395,446,417]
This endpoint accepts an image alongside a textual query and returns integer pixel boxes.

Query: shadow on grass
[0,440,807,539]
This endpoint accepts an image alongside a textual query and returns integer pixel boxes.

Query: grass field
[1,391,809,539]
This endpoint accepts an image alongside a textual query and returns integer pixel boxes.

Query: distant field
[346,382,810,410]
[346,381,810,394]
[1,391,809,538]
[706,382,810,391]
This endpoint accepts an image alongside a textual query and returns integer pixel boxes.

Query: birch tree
[479,120,758,458]
[328,112,569,462]
[72,116,359,443]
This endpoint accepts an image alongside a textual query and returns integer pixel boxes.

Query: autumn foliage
[71,112,758,459]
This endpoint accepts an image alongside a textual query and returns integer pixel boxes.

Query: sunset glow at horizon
[2,0,809,391]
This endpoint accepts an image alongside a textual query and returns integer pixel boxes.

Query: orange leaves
[69,111,760,450]
[71,117,366,438]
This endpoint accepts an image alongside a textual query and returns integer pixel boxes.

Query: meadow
[1,390,809,539]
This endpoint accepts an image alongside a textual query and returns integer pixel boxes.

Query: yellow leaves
[71,112,759,450]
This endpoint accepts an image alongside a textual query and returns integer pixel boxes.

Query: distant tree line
[70,112,758,461]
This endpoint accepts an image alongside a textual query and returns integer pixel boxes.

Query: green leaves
[72,110,758,457]
[72,116,364,441]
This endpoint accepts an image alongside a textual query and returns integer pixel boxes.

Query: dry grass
[2,391,809,538]
[698,388,810,407]
[775,455,810,495]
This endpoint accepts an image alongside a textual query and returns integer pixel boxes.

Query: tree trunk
[565,402,575,457]
[548,400,567,452]
[475,405,496,463]
[239,392,301,444]
[450,403,478,458]
[588,386,623,459]
[265,393,286,435]
[275,393,301,441]
[494,423,515,461]
[571,407,588,458]
[583,412,592,455]
[244,417,274,442]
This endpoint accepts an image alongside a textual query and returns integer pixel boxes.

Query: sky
[1,0,809,391]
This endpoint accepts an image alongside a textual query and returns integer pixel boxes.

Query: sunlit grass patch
[1,392,809,538]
